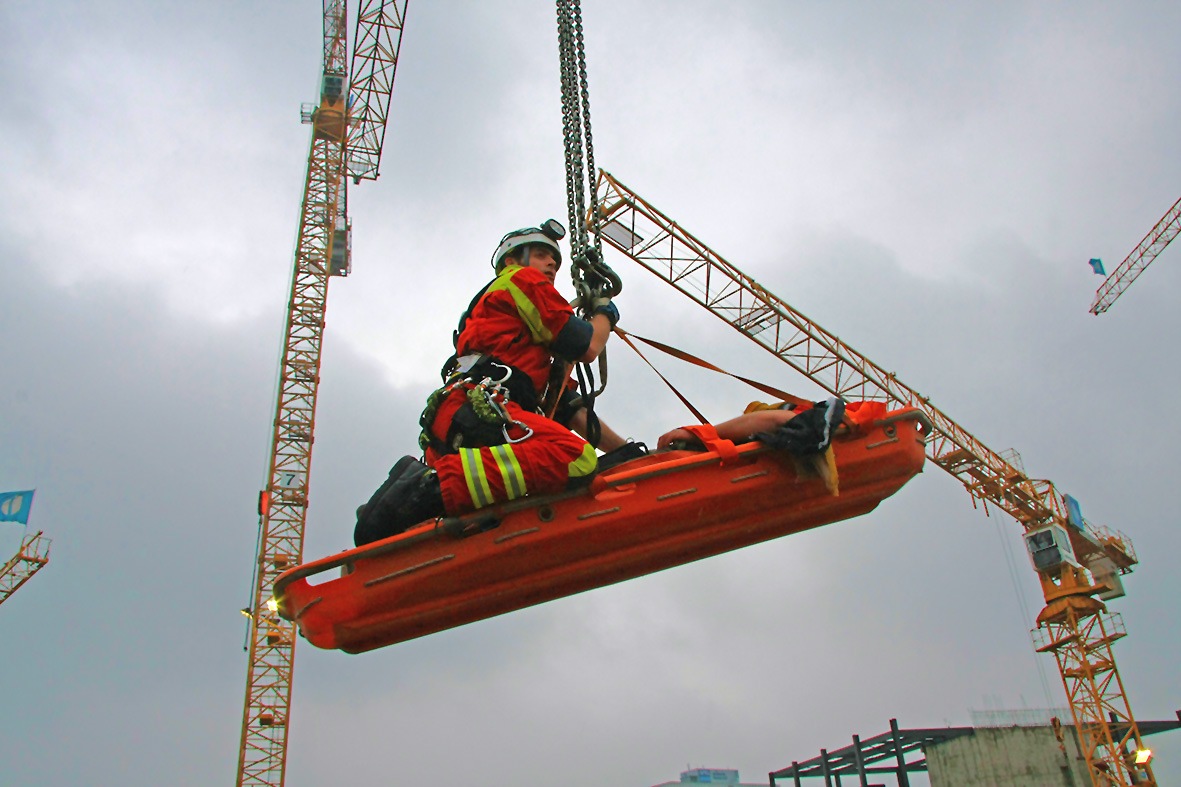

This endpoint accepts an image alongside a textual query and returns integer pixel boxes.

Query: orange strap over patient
[678,423,740,463]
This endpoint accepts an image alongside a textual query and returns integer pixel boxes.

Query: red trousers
[424,389,598,516]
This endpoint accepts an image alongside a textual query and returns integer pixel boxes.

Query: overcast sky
[2,2,1179,786]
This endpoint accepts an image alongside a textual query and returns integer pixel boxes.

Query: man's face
[526,245,559,284]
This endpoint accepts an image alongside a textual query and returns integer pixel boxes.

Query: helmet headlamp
[540,218,566,242]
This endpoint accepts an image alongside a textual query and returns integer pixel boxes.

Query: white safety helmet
[491,218,567,271]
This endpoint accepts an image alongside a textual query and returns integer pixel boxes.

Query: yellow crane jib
[593,168,1157,787]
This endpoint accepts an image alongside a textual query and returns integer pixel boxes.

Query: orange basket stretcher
[275,405,929,654]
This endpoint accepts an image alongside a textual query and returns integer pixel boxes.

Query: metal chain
[556,0,583,257]
[555,0,615,439]
[555,0,597,263]
[572,7,602,261]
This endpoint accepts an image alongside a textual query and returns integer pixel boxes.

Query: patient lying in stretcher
[658,398,844,452]
[656,397,846,495]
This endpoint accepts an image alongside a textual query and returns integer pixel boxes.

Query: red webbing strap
[678,423,740,463]
[544,362,571,420]
[614,328,812,410]
[844,400,888,427]
[612,328,709,425]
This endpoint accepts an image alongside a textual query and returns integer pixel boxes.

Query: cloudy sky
[2,1,1179,785]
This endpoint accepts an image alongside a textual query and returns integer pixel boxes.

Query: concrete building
[925,722,1092,786]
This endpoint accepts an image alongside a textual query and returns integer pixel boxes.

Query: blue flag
[1089,258,1106,275]
[0,490,35,524]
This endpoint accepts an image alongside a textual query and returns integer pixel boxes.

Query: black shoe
[355,456,420,524]
[354,457,445,546]
[755,398,846,456]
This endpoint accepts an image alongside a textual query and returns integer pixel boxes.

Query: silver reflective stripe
[491,444,527,500]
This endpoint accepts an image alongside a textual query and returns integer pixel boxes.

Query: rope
[614,328,813,411]
[612,330,709,425]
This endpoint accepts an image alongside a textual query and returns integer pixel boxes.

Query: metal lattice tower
[235,3,407,785]
[1033,582,1152,785]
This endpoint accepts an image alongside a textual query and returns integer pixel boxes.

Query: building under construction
[770,712,1181,786]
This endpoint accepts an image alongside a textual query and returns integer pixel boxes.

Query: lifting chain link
[555,0,619,446]
[555,0,620,311]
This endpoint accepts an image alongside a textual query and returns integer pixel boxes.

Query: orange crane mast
[594,169,1155,786]
[235,2,407,785]
[1090,195,1181,314]
[0,531,51,608]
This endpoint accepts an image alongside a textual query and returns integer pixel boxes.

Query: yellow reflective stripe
[460,448,494,508]
[491,444,527,500]
[567,443,598,480]
[488,265,553,344]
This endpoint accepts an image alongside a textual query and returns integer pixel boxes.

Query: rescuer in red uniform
[354,220,625,547]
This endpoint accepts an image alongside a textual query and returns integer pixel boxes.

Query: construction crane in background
[594,169,1156,786]
[235,2,407,785]
[1090,195,1181,314]
[0,531,50,608]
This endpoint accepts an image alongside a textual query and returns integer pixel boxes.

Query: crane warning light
[1135,749,1153,766]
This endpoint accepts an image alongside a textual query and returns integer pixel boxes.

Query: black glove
[755,397,845,455]
[592,297,619,327]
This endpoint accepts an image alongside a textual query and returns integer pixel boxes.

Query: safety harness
[419,354,539,456]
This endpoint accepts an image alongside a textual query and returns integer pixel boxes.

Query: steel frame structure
[770,718,973,786]
[235,2,406,785]
[0,531,51,607]
[772,714,1180,785]
[595,169,1153,785]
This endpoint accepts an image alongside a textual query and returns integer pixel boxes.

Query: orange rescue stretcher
[274,403,930,654]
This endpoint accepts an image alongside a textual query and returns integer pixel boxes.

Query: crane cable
[555,0,620,446]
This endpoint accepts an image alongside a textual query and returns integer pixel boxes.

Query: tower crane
[1090,195,1181,314]
[593,169,1155,786]
[0,531,50,608]
[235,2,407,785]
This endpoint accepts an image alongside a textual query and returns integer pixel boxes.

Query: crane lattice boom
[1091,195,1181,314]
[0,531,50,607]
[595,168,1155,786]
[347,1,408,182]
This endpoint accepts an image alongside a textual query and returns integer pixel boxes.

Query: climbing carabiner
[502,421,535,445]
